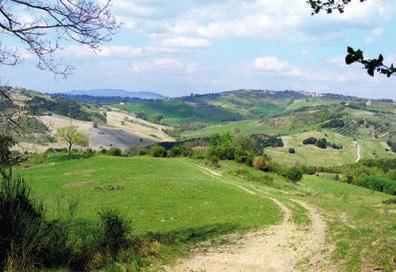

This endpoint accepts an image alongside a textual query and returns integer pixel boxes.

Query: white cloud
[251,56,303,77]
[161,37,210,48]
[64,45,142,58]
[132,58,197,74]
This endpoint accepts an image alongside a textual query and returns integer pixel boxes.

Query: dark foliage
[387,139,396,153]
[53,94,143,105]
[322,118,345,128]
[0,176,72,270]
[286,167,303,183]
[0,135,16,179]
[106,148,122,157]
[150,145,167,158]
[27,96,105,122]
[308,1,395,78]
[302,137,342,150]
[98,209,131,257]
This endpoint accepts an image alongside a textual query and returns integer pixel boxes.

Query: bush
[150,145,166,158]
[107,148,122,157]
[286,167,303,183]
[0,176,70,270]
[98,209,131,257]
[252,156,269,171]
[288,148,296,154]
[357,175,396,195]
[301,165,316,175]
[303,137,317,145]
[206,155,219,167]
[316,138,328,149]
[167,145,192,158]
[207,133,235,160]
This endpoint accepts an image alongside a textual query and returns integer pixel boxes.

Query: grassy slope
[18,156,281,235]
[300,176,395,271]
[112,100,244,127]
[265,130,357,166]
[19,156,395,270]
[218,161,395,271]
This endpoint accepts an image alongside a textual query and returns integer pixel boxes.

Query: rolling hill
[2,86,395,166]
[62,89,167,100]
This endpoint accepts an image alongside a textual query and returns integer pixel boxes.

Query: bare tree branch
[0,0,119,76]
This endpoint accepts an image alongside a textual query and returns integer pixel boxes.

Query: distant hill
[63,89,167,100]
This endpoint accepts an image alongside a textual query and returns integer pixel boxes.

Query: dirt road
[168,167,332,272]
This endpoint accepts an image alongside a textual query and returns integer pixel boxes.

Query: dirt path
[355,141,361,162]
[168,166,331,272]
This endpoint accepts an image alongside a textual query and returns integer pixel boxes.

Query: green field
[180,108,335,139]
[17,155,396,270]
[112,100,244,127]
[19,156,281,235]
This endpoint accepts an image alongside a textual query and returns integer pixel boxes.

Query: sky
[1,0,396,99]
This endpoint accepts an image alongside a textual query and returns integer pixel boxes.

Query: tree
[0,135,15,180]
[0,1,118,133]
[55,126,88,157]
[307,0,396,78]
[0,0,118,76]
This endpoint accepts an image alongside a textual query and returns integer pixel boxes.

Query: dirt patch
[64,180,100,189]
[64,169,96,176]
[95,184,124,192]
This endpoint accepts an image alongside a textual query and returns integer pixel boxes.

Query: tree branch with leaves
[307,0,396,78]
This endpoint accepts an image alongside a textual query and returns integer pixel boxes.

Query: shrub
[286,167,303,183]
[301,165,316,175]
[150,146,166,158]
[0,176,70,270]
[167,145,192,158]
[98,209,131,257]
[252,156,269,171]
[303,137,317,145]
[207,133,235,160]
[288,148,296,154]
[206,155,219,167]
[357,175,396,195]
[316,138,328,149]
[107,148,122,157]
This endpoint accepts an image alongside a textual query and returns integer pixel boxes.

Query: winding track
[355,141,361,162]
[168,166,332,272]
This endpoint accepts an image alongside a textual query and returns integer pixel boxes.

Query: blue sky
[1,0,396,99]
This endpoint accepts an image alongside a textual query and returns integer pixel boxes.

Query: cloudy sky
[2,0,396,98]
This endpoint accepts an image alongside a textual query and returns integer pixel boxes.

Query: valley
[1,86,395,271]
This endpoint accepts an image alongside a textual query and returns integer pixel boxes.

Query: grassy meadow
[17,154,396,271]
[18,156,281,235]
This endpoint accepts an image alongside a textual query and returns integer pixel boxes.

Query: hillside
[18,155,396,271]
[2,86,395,165]
[2,87,174,152]
[62,89,167,100]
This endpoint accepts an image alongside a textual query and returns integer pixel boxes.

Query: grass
[300,176,396,271]
[265,130,357,166]
[16,154,396,270]
[112,100,244,127]
[18,156,281,235]
[180,109,329,139]
[216,161,396,271]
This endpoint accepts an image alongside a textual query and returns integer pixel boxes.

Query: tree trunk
[68,143,72,158]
